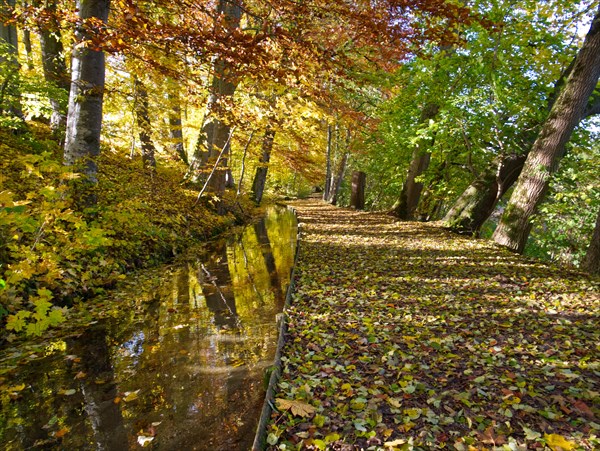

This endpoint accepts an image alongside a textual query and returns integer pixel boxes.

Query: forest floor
[265,199,600,451]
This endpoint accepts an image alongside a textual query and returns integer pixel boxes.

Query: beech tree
[63,0,110,187]
[0,0,22,118]
[133,76,156,170]
[38,1,69,137]
[492,6,600,253]
[186,0,242,192]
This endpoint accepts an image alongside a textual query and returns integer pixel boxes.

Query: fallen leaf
[137,435,154,447]
[55,427,69,439]
[275,398,315,417]
[544,433,576,451]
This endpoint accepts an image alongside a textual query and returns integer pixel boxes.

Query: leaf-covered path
[266,200,600,450]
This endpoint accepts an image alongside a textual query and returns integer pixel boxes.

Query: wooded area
[0,0,599,337]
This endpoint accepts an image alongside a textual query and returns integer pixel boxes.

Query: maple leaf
[275,398,315,417]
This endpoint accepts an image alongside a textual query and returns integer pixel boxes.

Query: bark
[327,152,349,205]
[493,7,600,253]
[444,57,600,236]
[38,3,69,136]
[186,0,242,191]
[22,28,33,70]
[443,154,526,234]
[236,130,254,195]
[323,124,333,200]
[582,207,600,275]
[392,102,440,219]
[351,171,366,210]
[251,126,275,205]
[133,77,156,170]
[166,84,186,163]
[63,0,110,188]
[0,0,23,118]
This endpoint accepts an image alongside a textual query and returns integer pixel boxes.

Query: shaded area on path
[267,200,600,450]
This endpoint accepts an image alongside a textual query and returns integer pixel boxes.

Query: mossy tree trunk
[582,207,600,275]
[444,154,526,234]
[492,7,600,253]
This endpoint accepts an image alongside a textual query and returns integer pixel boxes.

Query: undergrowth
[0,123,257,339]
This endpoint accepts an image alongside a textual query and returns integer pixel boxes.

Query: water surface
[0,206,297,450]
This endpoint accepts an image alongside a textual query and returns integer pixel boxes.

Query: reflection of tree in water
[0,208,297,450]
[201,241,239,330]
[254,218,283,304]
[68,326,128,450]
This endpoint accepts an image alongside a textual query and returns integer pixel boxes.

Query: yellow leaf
[275,398,315,417]
[123,390,140,402]
[544,434,577,451]
[8,384,26,392]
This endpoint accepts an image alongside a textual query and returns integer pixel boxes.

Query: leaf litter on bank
[266,200,600,450]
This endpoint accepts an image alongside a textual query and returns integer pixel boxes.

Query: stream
[0,206,297,450]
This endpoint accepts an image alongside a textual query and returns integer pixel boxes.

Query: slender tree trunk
[251,126,275,204]
[166,83,186,163]
[391,103,440,219]
[63,0,110,189]
[133,77,156,170]
[327,152,348,205]
[38,5,70,137]
[236,130,254,195]
[582,207,600,275]
[186,0,241,192]
[323,123,333,200]
[0,0,23,118]
[444,154,526,234]
[22,28,33,70]
[493,8,600,253]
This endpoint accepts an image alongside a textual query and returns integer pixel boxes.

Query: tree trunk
[392,102,440,219]
[63,0,110,188]
[0,0,23,118]
[251,126,275,205]
[186,0,241,192]
[236,130,254,195]
[492,7,600,253]
[351,171,366,210]
[444,154,526,234]
[327,152,348,205]
[323,123,333,200]
[39,4,70,137]
[582,207,600,275]
[166,83,186,163]
[22,28,33,70]
[133,77,156,170]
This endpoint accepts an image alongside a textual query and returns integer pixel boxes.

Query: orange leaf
[55,427,69,438]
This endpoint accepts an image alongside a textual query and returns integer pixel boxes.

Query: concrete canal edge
[252,205,301,450]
